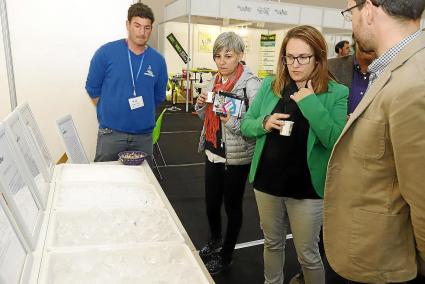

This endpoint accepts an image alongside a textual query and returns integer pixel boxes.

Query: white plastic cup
[280,120,294,136]
[206,91,215,103]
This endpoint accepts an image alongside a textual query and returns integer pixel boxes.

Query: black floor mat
[153,102,425,284]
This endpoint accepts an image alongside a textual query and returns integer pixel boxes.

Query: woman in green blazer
[241,25,348,284]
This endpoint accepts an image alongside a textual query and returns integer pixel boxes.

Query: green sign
[167,33,190,64]
[260,34,276,47]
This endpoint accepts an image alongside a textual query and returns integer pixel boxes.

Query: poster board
[3,112,50,208]
[56,115,89,164]
[16,103,54,181]
[258,34,276,79]
[0,124,44,250]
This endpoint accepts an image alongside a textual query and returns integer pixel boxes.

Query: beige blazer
[324,32,425,283]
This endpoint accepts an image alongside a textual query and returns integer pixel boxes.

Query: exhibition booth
[158,0,355,110]
[158,0,425,111]
[2,1,425,283]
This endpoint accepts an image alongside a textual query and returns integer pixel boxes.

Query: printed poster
[198,32,213,53]
[258,34,276,79]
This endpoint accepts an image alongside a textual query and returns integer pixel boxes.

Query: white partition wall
[1,0,136,162]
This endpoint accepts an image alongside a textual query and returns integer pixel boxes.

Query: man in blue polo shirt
[328,38,376,115]
[86,2,167,162]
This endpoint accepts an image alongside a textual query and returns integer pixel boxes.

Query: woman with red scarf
[195,31,260,275]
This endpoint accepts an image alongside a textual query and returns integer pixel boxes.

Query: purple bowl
[118,151,147,166]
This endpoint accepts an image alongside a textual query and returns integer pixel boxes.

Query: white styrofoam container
[52,164,150,184]
[52,181,164,211]
[0,197,33,284]
[45,208,185,249]
[38,244,210,284]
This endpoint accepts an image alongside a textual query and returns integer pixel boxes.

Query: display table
[170,77,196,106]
[7,163,213,284]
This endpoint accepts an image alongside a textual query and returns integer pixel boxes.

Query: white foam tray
[52,181,164,211]
[38,244,210,284]
[53,164,150,184]
[45,208,185,250]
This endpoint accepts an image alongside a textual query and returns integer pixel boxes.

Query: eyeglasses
[283,55,314,65]
[341,1,365,22]
[341,0,381,22]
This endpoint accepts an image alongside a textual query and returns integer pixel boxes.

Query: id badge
[128,96,144,110]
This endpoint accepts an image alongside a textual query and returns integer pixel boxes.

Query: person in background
[324,0,425,283]
[334,40,351,58]
[241,25,348,284]
[328,37,377,115]
[195,31,261,275]
[85,2,167,162]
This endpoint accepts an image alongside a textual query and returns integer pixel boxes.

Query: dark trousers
[94,127,153,164]
[204,158,250,261]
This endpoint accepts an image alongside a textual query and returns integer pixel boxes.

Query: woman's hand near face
[291,80,314,103]
[264,113,291,132]
[196,92,207,106]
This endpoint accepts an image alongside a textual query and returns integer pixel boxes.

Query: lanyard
[127,48,146,97]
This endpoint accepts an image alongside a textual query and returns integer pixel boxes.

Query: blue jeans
[254,189,325,284]
[94,127,153,164]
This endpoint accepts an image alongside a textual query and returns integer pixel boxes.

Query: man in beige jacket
[324,0,425,283]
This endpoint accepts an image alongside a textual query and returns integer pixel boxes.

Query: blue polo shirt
[86,39,168,134]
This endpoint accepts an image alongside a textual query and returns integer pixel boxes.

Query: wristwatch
[262,115,271,132]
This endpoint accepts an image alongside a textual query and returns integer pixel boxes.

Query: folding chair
[152,108,167,179]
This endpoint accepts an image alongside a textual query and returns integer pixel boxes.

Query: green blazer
[240,76,348,197]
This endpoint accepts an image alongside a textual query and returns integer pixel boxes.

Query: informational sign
[258,34,276,79]
[56,115,89,164]
[4,112,49,207]
[220,0,301,24]
[7,117,42,180]
[17,103,54,180]
[167,33,190,64]
[0,197,29,284]
[0,123,43,249]
[198,31,213,53]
